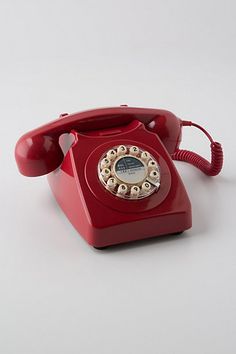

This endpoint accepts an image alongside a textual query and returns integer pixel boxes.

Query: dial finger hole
[142,181,151,192]
[149,170,160,181]
[107,149,117,160]
[106,177,117,190]
[101,157,111,169]
[117,145,127,156]
[117,184,128,195]
[141,151,150,162]
[130,185,140,198]
[101,168,111,181]
[148,160,158,170]
[129,146,139,156]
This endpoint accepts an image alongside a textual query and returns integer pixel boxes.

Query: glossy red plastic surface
[47,120,191,247]
[15,106,182,176]
[14,105,225,247]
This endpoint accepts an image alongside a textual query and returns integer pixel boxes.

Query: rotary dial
[98,145,160,200]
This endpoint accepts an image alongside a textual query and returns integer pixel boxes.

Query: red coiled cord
[172,121,223,176]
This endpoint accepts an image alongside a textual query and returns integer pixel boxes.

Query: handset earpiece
[146,114,182,154]
[15,134,64,177]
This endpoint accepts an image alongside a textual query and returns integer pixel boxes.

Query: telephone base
[47,119,192,247]
[48,159,191,248]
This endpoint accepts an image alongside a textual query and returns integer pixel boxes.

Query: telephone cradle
[15,106,223,248]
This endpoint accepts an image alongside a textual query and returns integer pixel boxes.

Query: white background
[0,1,236,353]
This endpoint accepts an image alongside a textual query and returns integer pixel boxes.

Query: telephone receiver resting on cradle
[15,106,223,248]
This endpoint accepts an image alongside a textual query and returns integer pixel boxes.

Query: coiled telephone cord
[172,121,223,176]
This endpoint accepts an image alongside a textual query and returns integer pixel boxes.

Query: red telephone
[15,106,223,248]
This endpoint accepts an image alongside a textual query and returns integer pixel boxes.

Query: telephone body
[15,106,223,248]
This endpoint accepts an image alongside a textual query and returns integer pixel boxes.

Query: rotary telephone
[15,106,223,248]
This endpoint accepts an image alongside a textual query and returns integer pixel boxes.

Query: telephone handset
[15,106,223,248]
